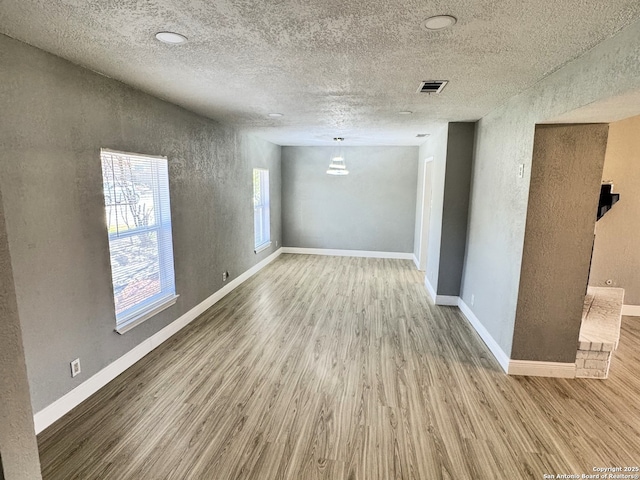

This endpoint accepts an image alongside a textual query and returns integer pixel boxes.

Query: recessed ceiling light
[155,32,188,44]
[424,15,457,31]
[398,111,413,115]
[268,113,284,117]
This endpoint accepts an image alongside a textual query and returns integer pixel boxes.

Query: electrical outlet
[71,358,81,377]
[222,271,229,282]
[471,294,475,306]
[276,240,279,247]
[517,164,525,179]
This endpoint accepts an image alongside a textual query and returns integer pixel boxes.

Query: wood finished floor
[38,254,640,479]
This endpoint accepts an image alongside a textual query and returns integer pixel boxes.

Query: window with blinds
[100,149,177,334]
[253,168,271,252]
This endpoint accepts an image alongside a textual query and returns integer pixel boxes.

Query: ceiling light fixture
[327,138,349,176]
[424,15,457,31]
[268,113,284,117]
[155,31,188,44]
[399,111,413,115]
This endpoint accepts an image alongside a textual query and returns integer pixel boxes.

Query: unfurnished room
[2,1,640,479]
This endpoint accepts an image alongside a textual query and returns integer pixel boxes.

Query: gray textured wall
[0,187,42,479]
[419,125,449,288]
[437,123,475,296]
[0,34,281,412]
[460,19,640,358]
[512,124,609,362]
[590,114,640,304]
[281,146,418,252]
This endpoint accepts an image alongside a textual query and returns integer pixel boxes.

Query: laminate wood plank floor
[38,254,640,479]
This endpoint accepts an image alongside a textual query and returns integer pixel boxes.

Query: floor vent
[417,80,448,94]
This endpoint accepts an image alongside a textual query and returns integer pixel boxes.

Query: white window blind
[253,168,271,251]
[100,149,177,333]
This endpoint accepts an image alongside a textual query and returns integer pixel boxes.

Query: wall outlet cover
[71,358,81,377]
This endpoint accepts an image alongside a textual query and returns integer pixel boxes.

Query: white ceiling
[1,0,640,146]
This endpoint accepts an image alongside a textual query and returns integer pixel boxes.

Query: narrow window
[253,168,271,252]
[100,149,177,333]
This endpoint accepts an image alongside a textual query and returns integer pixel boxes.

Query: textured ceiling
[1,0,640,145]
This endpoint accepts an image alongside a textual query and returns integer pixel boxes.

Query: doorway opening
[543,93,640,379]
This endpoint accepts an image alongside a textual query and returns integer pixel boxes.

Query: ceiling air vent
[416,133,429,138]
[417,80,448,94]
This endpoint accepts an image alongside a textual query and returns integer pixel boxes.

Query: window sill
[254,242,272,254]
[115,294,179,335]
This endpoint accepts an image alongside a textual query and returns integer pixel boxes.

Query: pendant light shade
[327,168,349,175]
[327,138,349,175]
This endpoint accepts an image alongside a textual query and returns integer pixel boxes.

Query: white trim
[281,247,413,260]
[424,276,437,302]
[622,304,640,317]
[457,299,510,373]
[423,276,458,306]
[101,148,166,161]
[435,295,458,306]
[33,248,283,434]
[410,279,573,378]
[508,360,576,378]
[415,159,427,270]
[415,156,434,272]
[254,242,272,254]
[458,298,576,378]
[115,294,178,334]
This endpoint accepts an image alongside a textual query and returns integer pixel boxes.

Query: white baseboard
[33,248,283,434]
[425,288,576,378]
[622,304,640,317]
[508,360,576,378]
[413,255,420,270]
[457,299,510,373]
[424,276,437,302]
[281,247,413,260]
[423,276,459,306]
[457,299,576,378]
[435,295,458,306]
[425,282,509,371]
